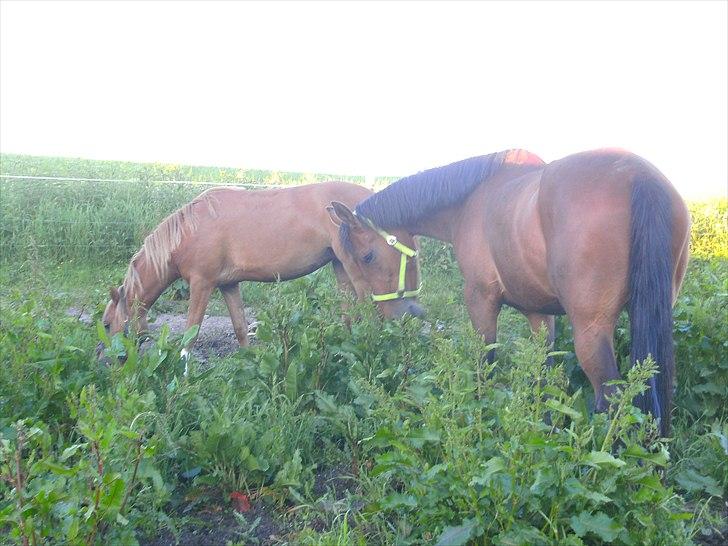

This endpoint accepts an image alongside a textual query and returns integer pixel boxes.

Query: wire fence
[0,173,289,188]
[0,173,363,266]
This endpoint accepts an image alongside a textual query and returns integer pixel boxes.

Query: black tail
[628,177,675,436]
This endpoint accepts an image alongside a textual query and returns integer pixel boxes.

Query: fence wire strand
[0,173,289,188]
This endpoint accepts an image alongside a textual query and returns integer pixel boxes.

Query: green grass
[1,154,726,545]
[0,153,366,185]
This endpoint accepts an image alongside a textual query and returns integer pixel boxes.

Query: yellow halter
[355,214,421,302]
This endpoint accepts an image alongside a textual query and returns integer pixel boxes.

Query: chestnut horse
[335,149,690,435]
[101,181,423,356]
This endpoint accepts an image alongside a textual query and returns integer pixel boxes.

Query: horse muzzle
[95,341,127,364]
[384,299,426,320]
[406,302,426,318]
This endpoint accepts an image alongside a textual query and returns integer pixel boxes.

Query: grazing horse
[335,149,690,435]
[100,181,423,355]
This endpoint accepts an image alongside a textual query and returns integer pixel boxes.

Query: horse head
[327,201,425,320]
[97,284,148,359]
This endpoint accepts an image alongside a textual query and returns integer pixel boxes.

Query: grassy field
[1,154,726,545]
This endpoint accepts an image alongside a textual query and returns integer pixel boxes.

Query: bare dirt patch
[140,465,358,546]
[147,311,257,362]
[67,307,257,362]
[140,497,291,546]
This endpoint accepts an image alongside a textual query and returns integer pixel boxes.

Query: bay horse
[100,181,423,357]
[335,149,690,435]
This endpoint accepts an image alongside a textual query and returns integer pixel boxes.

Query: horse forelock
[353,151,522,229]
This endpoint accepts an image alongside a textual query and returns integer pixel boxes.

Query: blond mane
[123,189,220,293]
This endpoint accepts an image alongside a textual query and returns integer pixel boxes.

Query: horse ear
[326,205,343,227]
[118,286,127,311]
[326,205,338,226]
[110,287,120,304]
[328,201,361,229]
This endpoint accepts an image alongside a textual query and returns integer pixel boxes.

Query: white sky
[1,0,726,199]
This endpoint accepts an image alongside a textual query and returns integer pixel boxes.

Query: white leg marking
[181,348,190,376]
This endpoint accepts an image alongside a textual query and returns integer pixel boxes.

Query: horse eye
[362,251,375,264]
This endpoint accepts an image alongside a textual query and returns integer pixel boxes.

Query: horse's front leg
[526,312,556,366]
[332,258,357,329]
[526,313,555,346]
[464,281,502,363]
[181,277,215,372]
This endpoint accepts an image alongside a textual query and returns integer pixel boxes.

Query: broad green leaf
[669,512,694,521]
[139,460,166,492]
[545,398,583,421]
[314,391,339,415]
[582,451,626,468]
[67,517,79,541]
[529,467,556,495]
[470,456,506,486]
[258,351,279,377]
[570,510,623,542]
[709,422,728,455]
[100,477,125,513]
[406,427,441,448]
[380,493,417,510]
[564,477,612,505]
[435,519,477,546]
[366,426,396,448]
[40,460,76,476]
[495,524,549,545]
[96,320,110,346]
[121,430,142,442]
[180,324,199,348]
[285,361,298,401]
[60,443,87,462]
[622,445,669,466]
[674,468,723,497]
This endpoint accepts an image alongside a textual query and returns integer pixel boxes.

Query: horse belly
[498,265,564,314]
[219,241,333,283]
[487,174,561,313]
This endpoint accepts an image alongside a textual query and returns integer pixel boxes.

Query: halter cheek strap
[355,214,422,302]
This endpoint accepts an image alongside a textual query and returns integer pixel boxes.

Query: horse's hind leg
[220,283,249,346]
[672,236,690,303]
[571,316,621,412]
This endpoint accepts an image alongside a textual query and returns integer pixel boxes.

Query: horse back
[173,181,373,283]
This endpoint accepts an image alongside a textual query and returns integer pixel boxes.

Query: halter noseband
[355,213,421,302]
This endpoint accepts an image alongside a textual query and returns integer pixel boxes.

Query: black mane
[355,152,510,229]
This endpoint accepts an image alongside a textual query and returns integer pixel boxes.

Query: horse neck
[405,162,542,241]
[407,203,463,243]
[126,256,178,311]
